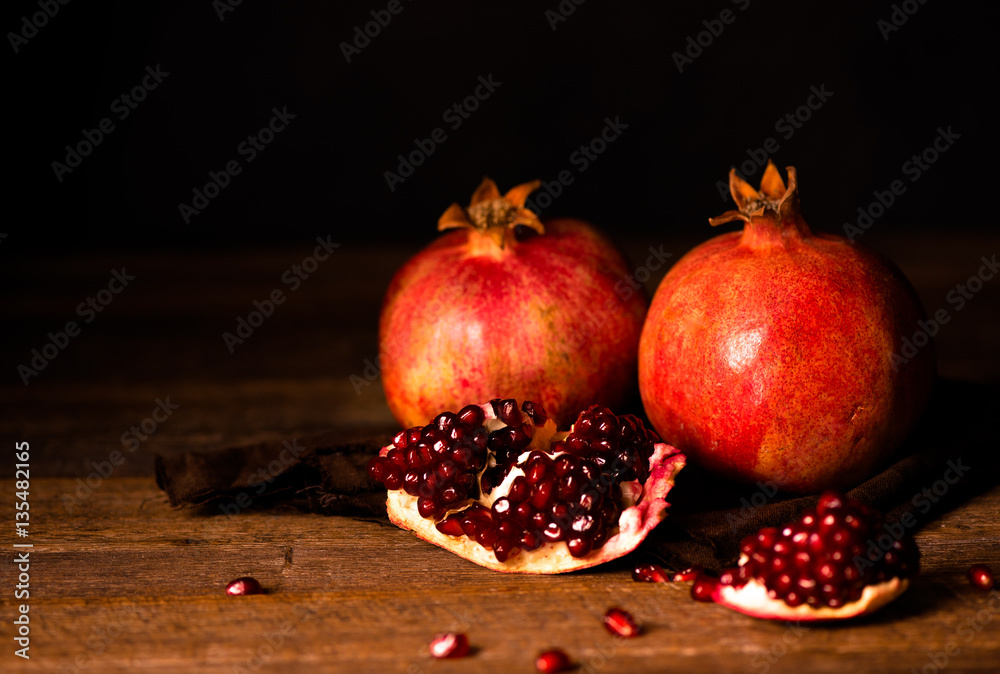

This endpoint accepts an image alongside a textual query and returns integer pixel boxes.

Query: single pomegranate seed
[457,404,484,428]
[632,563,671,583]
[602,607,640,637]
[436,513,465,536]
[535,649,573,673]
[521,400,548,425]
[225,577,263,596]
[494,398,522,426]
[566,536,593,558]
[968,564,995,591]
[691,574,717,602]
[428,632,470,658]
[508,475,530,502]
[672,566,702,582]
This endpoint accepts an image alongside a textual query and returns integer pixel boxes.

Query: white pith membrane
[711,553,911,621]
[380,403,686,573]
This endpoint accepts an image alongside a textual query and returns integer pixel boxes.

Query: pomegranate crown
[438,177,544,249]
[709,161,802,228]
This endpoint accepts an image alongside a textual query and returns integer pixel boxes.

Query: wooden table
[3,233,999,672]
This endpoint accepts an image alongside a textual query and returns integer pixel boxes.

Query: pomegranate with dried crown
[367,398,685,573]
[639,163,934,492]
[380,178,648,429]
[703,491,919,621]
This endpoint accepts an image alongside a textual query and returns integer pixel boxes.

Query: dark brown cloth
[154,379,999,571]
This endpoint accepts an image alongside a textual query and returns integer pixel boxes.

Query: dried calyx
[437,177,544,249]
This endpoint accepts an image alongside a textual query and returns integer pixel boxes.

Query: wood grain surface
[2,233,999,672]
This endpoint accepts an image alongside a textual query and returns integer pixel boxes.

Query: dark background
[6,0,994,253]
[3,0,998,402]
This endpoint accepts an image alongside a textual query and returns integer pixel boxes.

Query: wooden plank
[3,478,1000,672]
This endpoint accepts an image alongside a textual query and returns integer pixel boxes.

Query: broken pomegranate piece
[367,399,685,573]
[705,491,919,620]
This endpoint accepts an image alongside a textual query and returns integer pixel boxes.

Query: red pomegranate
[639,163,935,492]
[380,178,648,429]
[367,398,685,573]
[697,492,919,621]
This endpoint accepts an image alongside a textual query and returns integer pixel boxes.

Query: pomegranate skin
[380,180,647,429]
[638,164,934,493]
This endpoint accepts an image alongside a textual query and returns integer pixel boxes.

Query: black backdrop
[7,0,995,253]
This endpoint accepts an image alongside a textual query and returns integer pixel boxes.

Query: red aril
[428,632,470,658]
[704,492,919,620]
[367,398,686,573]
[225,577,263,596]
[602,607,641,637]
[967,564,995,592]
[535,649,573,673]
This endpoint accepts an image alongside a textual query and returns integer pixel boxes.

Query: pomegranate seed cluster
[368,399,661,563]
[718,492,919,609]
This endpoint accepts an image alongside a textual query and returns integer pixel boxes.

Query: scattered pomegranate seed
[428,632,470,658]
[225,577,263,596]
[535,649,573,673]
[672,565,702,582]
[967,564,995,592]
[632,563,671,583]
[602,607,640,637]
[690,574,718,602]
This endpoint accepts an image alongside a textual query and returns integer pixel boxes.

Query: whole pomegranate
[367,398,686,573]
[380,178,648,429]
[639,163,934,492]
